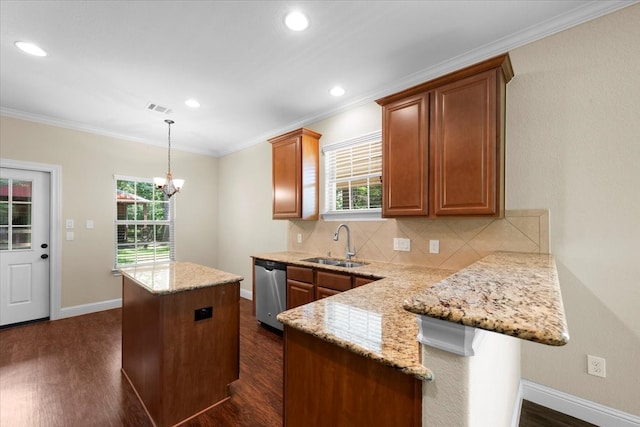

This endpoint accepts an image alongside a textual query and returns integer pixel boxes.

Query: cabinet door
[287,279,314,309]
[382,93,429,216]
[272,136,302,219]
[431,69,500,216]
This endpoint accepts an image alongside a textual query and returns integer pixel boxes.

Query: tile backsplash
[288,209,549,271]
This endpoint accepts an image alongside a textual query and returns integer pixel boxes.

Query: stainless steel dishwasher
[254,259,286,331]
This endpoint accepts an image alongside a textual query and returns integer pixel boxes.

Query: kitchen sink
[302,257,367,268]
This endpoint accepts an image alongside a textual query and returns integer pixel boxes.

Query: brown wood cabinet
[284,326,421,427]
[121,277,239,427]
[353,275,376,287]
[316,270,352,292]
[382,93,429,216]
[269,128,321,220]
[377,54,513,218]
[316,270,353,300]
[286,265,314,309]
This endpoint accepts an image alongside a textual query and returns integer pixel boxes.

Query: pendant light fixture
[153,119,184,197]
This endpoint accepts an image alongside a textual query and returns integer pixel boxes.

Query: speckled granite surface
[261,252,453,380]
[260,251,568,380]
[119,261,243,295]
[404,252,569,346]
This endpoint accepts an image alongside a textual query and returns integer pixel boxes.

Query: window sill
[321,210,385,222]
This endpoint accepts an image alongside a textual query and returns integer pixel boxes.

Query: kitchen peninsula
[263,251,568,427]
[119,262,243,427]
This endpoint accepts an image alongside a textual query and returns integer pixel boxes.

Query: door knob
[41,243,48,249]
[41,254,49,259]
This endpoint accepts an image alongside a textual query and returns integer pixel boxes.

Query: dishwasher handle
[254,258,287,272]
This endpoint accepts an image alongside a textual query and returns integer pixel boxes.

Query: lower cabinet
[287,266,314,309]
[317,287,340,299]
[354,276,376,287]
[286,264,381,309]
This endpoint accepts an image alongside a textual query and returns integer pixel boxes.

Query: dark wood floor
[1,298,595,427]
[0,298,282,427]
[519,400,597,427]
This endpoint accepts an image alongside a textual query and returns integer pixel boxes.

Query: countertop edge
[120,261,244,295]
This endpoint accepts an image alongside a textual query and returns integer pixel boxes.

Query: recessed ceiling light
[185,99,200,108]
[15,41,47,57]
[285,11,309,31]
[330,86,346,97]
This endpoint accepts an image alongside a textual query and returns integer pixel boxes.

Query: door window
[0,178,33,251]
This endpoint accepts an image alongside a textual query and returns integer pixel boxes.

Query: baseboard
[240,288,252,300]
[58,298,122,319]
[521,380,640,427]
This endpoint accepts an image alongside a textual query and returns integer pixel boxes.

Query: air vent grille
[145,102,173,115]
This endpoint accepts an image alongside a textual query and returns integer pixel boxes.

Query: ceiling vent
[145,102,172,115]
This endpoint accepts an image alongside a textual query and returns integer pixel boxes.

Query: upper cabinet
[376,54,513,218]
[268,128,322,220]
[382,93,429,216]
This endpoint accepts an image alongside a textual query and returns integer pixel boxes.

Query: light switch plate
[86,219,94,229]
[66,231,74,241]
[66,219,74,229]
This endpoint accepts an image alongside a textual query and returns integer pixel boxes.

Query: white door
[0,168,50,326]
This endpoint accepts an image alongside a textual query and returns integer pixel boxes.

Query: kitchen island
[265,251,568,427]
[119,262,243,427]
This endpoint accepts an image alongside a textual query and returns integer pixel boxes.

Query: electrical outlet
[393,238,411,252]
[297,233,302,244]
[587,355,606,378]
[429,240,440,254]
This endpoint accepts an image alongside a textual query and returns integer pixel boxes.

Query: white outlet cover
[393,238,410,251]
[429,240,440,254]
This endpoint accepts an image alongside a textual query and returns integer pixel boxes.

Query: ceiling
[0,1,634,157]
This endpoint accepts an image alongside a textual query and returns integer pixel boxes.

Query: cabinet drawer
[353,276,377,288]
[317,287,341,299]
[316,271,352,292]
[287,266,314,284]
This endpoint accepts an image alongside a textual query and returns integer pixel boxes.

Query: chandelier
[153,119,184,198]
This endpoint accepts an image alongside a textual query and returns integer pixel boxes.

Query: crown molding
[0,107,219,157]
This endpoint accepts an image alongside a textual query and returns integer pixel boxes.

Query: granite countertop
[403,252,569,346]
[259,250,568,381]
[119,261,243,295]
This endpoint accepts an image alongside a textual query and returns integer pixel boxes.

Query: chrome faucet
[333,223,356,260]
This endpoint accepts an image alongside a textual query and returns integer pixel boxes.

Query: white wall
[216,4,640,416]
[0,116,219,308]
[217,140,287,295]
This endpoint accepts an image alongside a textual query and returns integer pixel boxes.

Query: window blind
[324,131,382,213]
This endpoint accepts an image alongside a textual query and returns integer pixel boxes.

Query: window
[114,176,175,268]
[323,131,382,219]
[0,178,33,251]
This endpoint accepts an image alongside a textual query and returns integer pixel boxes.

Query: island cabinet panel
[121,277,240,427]
[431,68,501,216]
[284,326,422,427]
[269,128,321,220]
[382,93,429,217]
